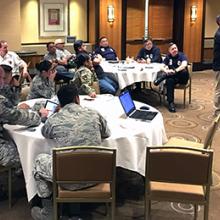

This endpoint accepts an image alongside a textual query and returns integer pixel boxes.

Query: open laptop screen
[119,91,136,116]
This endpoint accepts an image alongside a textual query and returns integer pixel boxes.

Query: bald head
[216,15,220,25]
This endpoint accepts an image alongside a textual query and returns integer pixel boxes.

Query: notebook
[119,90,158,121]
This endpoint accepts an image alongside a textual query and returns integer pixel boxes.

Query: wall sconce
[190,5,197,22]
[107,5,115,23]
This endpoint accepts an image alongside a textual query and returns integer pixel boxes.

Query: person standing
[213,15,220,117]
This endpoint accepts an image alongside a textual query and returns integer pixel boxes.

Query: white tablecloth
[4,95,167,201]
[100,61,163,89]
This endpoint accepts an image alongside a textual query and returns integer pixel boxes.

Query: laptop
[119,90,158,121]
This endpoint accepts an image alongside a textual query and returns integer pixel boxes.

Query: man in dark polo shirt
[154,43,189,112]
[135,38,162,91]
[136,38,162,64]
[213,15,220,117]
[95,36,118,61]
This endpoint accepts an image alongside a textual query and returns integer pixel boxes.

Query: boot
[154,75,167,86]
[168,102,176,113]
[31,198,53,220]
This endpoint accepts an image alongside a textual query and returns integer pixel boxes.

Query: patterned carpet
[156,70,220,184]
[144,69,220,219]
[124,69,220,219]
[0,70,220,220]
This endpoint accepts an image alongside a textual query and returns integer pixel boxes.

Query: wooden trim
[193,61,212,71]
[126,39,143,44]
[22,41,90,46]
[126,38,172,44]
[204,37,214,40]
[22,43,48,45]
[201,0,207,61]
[95,0,100,44]
[173,0,185,51]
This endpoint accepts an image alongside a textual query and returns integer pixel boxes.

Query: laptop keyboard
[130,110,158,121]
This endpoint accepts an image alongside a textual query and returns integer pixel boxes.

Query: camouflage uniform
[33,103,110,198]
[0,95,41,168]
[73,66,98,95]
[27,75,55,100]
[0,85,21,107]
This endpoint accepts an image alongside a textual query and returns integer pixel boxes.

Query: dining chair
[162,63,193,108]
[145,146,213,220]
[52,146,116,220]
[0,165,12,208]
[164,113,220,149]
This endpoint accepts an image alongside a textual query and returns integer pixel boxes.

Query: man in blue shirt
[154,43,189,112]
[95,36,118,61]
[136,38,162,63]
[135,38,162,91]
[213,15,220,117]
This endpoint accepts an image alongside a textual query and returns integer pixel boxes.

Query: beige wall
[21,0,87,43]
[21,0,40,43]
[205,0,220,38]
[69,0,87,41]
[0,0,21,50]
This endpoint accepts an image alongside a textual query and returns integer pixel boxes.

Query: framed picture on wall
[39,0,69,37]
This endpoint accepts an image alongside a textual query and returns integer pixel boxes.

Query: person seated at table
[27,60,56,100]
[31,84,110,220]
[44,42,74,82]
[0,65,41,171]
[136,38,162,64]
[72,53,99,98]
[74,40,118,95]
[54,38,75,66]
[0,64,21,106]
[94,36,119,61]
[44,42,57,62]
[134,38,162,92]
[0,40,31,81]
[154,43,189,112]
